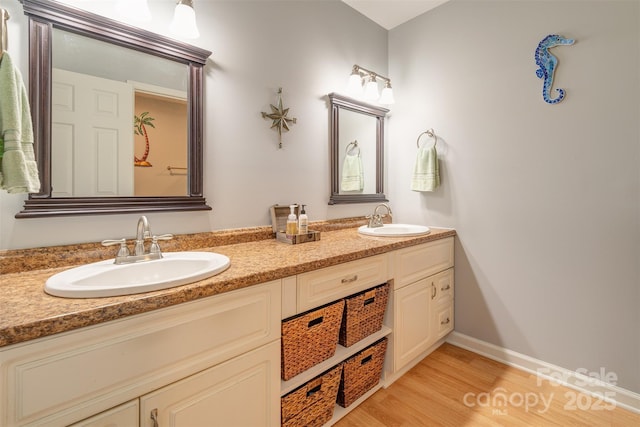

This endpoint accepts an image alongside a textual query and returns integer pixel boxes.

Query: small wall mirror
[17,0,211,217]
[328,93,389,204]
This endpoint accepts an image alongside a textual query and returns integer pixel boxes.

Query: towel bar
[417,129,437,148]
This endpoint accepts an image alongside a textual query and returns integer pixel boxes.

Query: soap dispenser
[298,204,308,234]
[286,204,298,237]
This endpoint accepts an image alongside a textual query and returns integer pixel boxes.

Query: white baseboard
[446,331,640,414]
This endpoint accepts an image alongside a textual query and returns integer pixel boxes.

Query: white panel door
[52,68,134,196]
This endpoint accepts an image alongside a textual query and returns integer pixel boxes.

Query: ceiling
[341,0,450,30]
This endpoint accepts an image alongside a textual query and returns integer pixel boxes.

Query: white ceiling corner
[341,0,450,30]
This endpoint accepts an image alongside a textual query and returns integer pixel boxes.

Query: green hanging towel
[411,144,440,192]
[0,52,41,193]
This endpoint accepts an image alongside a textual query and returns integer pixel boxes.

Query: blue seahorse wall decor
[535,34,575,104]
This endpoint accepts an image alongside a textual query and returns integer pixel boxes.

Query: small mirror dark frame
[16,0,212,217]
[328,93,389,204]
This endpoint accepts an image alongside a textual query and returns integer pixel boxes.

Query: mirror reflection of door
[52,68,134,197]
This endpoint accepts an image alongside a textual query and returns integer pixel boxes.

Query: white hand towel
[411,144,440,192]
[0,52,41,194]
[341,153,364,192]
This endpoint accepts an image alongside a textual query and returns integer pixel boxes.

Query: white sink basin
[45,251,231,298]
[358,224,431,237]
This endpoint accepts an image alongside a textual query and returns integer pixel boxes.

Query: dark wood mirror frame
[16,0,212,218]
[328,93,389,205]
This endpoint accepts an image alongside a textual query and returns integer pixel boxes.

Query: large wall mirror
[17,0,212,217]
[328,93,388,204]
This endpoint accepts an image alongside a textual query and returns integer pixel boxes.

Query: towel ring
[417,129,437,149]
[345,140,360,155]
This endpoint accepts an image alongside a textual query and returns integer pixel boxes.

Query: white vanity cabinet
[1,234,456,427]
[0,280,281,427]
[390,237,455,376]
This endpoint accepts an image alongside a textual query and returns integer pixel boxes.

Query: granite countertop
[0,224,455,348]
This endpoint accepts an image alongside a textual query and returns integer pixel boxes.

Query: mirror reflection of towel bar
[167,166,187,176]
[345,140,360,155]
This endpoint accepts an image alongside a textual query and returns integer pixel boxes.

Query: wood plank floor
[335,343,640,426]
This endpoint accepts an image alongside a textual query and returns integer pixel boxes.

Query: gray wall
[388,0,639,393]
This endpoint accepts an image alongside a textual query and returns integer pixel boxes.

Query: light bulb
[379,83,395,104]
[170,1,200,39]
[364,78,379,101]
[347,72,363,97]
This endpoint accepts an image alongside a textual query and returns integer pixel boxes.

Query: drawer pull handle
[308,316,324,327]
[361,354,373,365]
[441,317,450,325]
[341,275,358,283]
[431,283,437,299]
[364,297,375,305]
[151,408,159,427]
[307,383,322,397]
[441,284,451,291]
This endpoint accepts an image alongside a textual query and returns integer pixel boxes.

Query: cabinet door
[393,278,433,372]
[69,400,139,427]
[140,340,280,427]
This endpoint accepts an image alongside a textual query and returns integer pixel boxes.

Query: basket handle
[363,289,377,306]
[306,378,323,397]
[360,354,373,365]
[359,347,376,365]
[308,316,324,328]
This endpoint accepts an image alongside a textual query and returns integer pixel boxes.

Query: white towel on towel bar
[341,153,364,192]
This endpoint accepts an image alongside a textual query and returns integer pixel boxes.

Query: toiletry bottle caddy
[270,204,321,244]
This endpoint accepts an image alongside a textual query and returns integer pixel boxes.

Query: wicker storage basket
[281,364,343,427]
[282,299,345,380]
[339,283,390,347]
[337,337,388,408]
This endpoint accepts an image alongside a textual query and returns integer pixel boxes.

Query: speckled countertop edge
[0,220,456,348]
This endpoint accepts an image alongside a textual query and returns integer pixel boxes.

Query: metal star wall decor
[261,87,297,148]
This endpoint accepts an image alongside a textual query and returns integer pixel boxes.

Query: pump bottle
[298,204,308,234]
[286,205,298,236]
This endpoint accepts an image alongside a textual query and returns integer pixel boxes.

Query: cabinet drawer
[393,237,454,290]
[0,281,281,427]
[297,254,388,312]
[432,268,454,303]
[434,302,454,340]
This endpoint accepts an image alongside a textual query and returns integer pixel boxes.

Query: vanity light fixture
[115,0,152,23]
[170,0,200,39]
[346,64,395,105]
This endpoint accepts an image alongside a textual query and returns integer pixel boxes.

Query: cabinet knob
[341,275,358,284]
[151,408,159,427]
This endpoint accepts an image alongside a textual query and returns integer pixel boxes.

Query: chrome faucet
[102,216,173,264]
[366,203,393,228]
[134,215,152,255]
